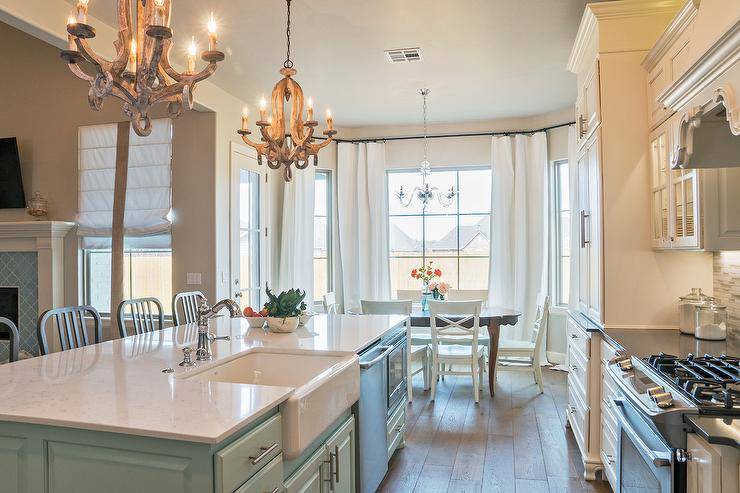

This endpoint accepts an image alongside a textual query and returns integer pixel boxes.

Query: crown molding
[568,0,685,74]
[0,221,76,240]
[642,0,700,71]
[660,18,740,110]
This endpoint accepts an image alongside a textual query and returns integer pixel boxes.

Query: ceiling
[87,0,594,127]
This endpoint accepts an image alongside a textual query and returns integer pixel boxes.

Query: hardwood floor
[379,368,613,493]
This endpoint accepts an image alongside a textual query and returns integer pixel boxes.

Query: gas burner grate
[644,353,740,411]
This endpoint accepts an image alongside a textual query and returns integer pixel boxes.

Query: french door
[230,142,268,310]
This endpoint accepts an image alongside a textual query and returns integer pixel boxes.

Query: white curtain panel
[336,142,391,313]
[568,125,579,311]
[77,119,172,242]
[488,132,549,342]
[278,161,316,304]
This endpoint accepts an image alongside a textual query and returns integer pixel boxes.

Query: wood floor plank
[413,464,453,493]
[481,435,515,493]
[447,479,482,493]
[547,477,584,493]
[514,478,549,493]
[536,415,578,478]
[512,412,548,480]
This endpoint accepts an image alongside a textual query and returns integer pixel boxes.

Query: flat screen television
[0,137,25,208]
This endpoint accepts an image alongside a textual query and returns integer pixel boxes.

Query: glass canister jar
[695,300,728,341]
[678,288,710,334]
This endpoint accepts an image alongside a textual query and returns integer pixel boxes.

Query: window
[314,170,332,303]
[387,168,492,296]
[552,159,570,306]
[83,248,173,314]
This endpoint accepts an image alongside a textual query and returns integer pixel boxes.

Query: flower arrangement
[410,260,442,286]
[428,281,451,300]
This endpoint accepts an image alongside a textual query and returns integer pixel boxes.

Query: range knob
[647,386,666,397]
[616,356,633,371]
[650,391,674,408]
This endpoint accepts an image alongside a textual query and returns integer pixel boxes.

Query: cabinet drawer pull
[570,333,578,339]
[570,365,578,372]
[332,445,340,484]
[249,442,278,465]
[606,454,615,465]
[323,445,340,491]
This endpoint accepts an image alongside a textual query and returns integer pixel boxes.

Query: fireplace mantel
[0,221,76,325]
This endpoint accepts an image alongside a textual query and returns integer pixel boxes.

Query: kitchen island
[0,314,408,493]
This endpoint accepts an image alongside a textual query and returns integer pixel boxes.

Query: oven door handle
[613,398,672,467]
[359,345,394,369]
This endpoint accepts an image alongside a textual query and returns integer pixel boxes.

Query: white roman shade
[77,119,172,248]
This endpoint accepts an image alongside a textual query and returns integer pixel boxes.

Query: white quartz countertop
[0,314,408,443]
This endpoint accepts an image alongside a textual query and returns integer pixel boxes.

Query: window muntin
[387,167,492,297]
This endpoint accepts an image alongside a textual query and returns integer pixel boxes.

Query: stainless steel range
[608,352,739,493]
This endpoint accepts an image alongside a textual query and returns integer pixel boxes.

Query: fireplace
[0,286,20,329]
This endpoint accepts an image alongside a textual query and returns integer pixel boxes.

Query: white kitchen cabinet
[576,130,602,323]
[576,59,601,149]
[649,115,702,250]
[687,434,722,493]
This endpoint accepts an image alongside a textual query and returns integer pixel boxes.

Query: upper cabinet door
[586,130,602,324]
[669,113,702,249]
[576,59,601,149]
[649,124,672,249]
[577,144,590,316]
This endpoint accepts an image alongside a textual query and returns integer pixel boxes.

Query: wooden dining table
[409,306,521,396]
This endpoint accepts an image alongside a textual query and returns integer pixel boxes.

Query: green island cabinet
[0,410,357,493]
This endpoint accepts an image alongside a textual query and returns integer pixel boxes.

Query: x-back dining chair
[172,291,205,326]
[117,297,165,338]
[429,300,487,403]
[361,299,430,401]
[496,294,550,393]
[37,305,102,355]
[0,316,20,362]
[323,292,338,314]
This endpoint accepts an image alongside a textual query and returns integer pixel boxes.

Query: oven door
[613,397,675,493]
[386,337,407,414]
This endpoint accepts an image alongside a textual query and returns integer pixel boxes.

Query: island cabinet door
[686,434,722,493]
[323,415,356,493]
[284,447,328,493]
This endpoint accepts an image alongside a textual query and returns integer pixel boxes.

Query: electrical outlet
[186,272,202,285]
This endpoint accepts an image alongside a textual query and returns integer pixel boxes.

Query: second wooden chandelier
[238,0,337,182]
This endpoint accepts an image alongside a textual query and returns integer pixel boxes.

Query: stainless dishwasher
[357,326,407,493]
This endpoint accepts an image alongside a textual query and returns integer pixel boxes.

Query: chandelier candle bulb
[75,0,89,24]
[152,0,165,26]
[241,107,249,132]
[187,37,197,73]
[128,40,137,73]
[326,109,333,130]
[259,98,268,122]
[307,98,314,121]
[207,13,218,51]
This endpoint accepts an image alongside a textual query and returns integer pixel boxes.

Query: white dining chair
[495,294,550,393]
[361,299,430,401]
[429,300,486,403]
[322,292,338,314]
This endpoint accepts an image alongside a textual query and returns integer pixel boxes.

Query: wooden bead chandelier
[61,0,225,136]
[238,0,337,182]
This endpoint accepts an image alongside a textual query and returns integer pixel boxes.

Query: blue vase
[421,292,431,312]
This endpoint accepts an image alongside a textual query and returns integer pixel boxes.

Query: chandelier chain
[422,88,429,163]
[284,0,293,69]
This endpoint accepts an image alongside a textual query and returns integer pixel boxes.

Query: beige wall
[0,20,221,311]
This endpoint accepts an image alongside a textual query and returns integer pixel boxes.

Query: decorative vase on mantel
[26,191,48,220]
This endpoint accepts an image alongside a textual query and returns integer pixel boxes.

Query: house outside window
[387,167,492,296]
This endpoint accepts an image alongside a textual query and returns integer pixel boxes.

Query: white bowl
[298,312,315,326]
[244,316,266,328]
[266,316,300,333]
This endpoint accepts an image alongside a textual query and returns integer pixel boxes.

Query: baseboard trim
[547,351,566,364]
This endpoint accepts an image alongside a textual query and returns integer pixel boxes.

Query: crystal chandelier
[237,0,337,182]
[61,0,225,136]
[396,89,457,208]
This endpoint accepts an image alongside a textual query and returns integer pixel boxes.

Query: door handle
[580,210,591,247]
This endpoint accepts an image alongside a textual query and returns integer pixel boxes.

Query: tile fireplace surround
[0,221,75,360]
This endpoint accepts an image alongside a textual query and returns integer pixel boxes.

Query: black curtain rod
[328,121,575,143]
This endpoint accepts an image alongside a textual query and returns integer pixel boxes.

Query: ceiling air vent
[385,48,423,64]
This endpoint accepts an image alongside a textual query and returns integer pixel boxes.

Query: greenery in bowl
[263,286,307,319]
